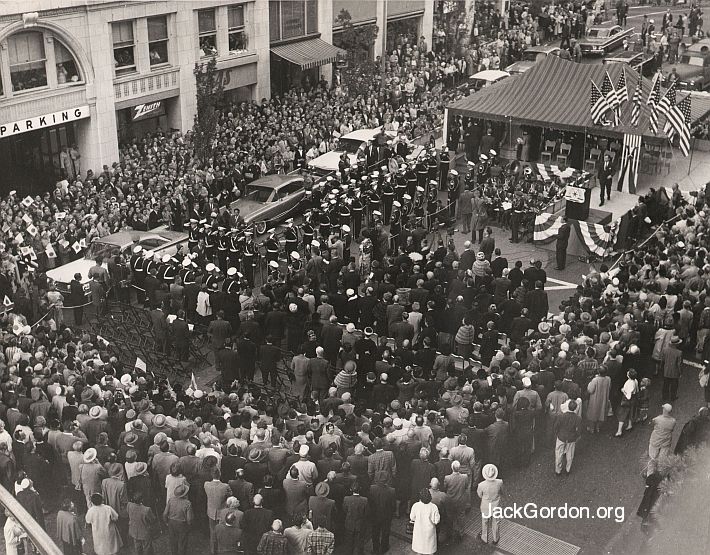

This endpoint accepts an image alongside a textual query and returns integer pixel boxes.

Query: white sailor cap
[311,240,321,247]
[416,186,425,193]
[480,154,488,161]
[227,267,237,276]
[161,254,171,263]
[393,201,402,208]
[182,258,191,268]
[133,245,143,254]
[373,210,382,217]
[429,180,437,185]
[326,176,334,181]
[371,171,380,177]
[467,161,476,167]
[403,194,412,201]
[269,260,279,269]
[290,251,301,260]
[489,149,497,156]
[342,225,351,233]
[206,263,216,272]
[450,170,459,176]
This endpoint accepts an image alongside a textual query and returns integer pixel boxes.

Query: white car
[307,127,422,176]
[469,70,511,91]
[46,229,188,296]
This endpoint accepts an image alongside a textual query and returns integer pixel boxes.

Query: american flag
[602,71,619,125]
[647,72,662,134]
[616,68,629,105]
[658,81,679,139]
[631,79,642,127]
[590,80,610,125]
[677,95,692,157]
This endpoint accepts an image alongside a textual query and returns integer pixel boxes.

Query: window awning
[271,38,346,70]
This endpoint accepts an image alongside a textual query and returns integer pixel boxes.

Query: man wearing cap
[649,404,676,461]
[662,336,683,402]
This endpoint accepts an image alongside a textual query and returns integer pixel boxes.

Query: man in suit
[150,304,169,353]
[213,511,241,554]
[171,309,191,361]
[485,409,510,474]
[556,217,571,270]
[598,153,615,206]
[553,400,582,475]
[526,281,549,323]
[208,310,233,374]
[259,335,281,388]
[343,484,369,555]
[70,273,85,325]
[240,494,273,554]
[205,468,232,551]
[368,471,396,555]
[320,316,343,367]
[367,438,396,483]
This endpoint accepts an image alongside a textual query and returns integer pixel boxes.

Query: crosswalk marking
[546,277,579,291]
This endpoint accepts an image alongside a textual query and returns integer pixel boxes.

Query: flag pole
[688,137,695,176]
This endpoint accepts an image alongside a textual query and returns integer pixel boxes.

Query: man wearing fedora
[477,464,503,545]
[163,482,193,555]
[309,481,335,532]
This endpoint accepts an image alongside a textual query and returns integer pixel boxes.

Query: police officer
[477,153,490,184]
[284,219,299,255]
[381,177,395,222]
[427,150,439,185]
[187,219,200,252]
[264,231,279,264]
[351,192,364,240]
[439,146,450,190]
[161,254,177,286]
[223,267,240,295]
[390,201,402,250]
[243,231,256,284]
[447,170,460,219]
[341,224,352,251]
[426,184,438,229]
[179,257,196,286]
[319,209,331,240]
[204,263,221,290]
[130,245,146,304]
[416,159,429,190]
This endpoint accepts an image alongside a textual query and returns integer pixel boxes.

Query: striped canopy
[448,56,668,142]
[271,38,346,70]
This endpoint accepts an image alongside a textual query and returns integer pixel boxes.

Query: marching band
[121,146,567,298]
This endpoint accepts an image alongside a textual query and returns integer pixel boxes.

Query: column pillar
[318,0,334,84]
[373,0,386,59]
[252,0,270,100]
[421,0,434,47]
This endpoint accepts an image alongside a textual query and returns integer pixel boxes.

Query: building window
[55,40,81,84]
[8,32,48,92]
[112,20,136,75]
[198,9,217,57]
[228,5,248,54]
[148,16,169,66]
[270,0,318,42]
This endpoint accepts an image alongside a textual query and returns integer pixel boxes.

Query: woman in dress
[587,366,612,433]
[615,369,639,437]
[85,493,122,555]
[410,488,440,555]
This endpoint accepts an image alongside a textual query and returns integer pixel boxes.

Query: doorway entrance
[0,122,77,196]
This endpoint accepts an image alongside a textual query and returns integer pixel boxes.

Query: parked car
[230,174,306,234]
[603,50,657,76]
[46,229,188,295]
[580,24,634,56]
[506,46,561,74]
[469,69,511,91]
[663,40,710,90]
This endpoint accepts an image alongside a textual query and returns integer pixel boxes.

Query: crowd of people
[3,17,710,555]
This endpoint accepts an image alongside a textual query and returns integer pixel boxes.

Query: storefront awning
[271,38,346,70]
